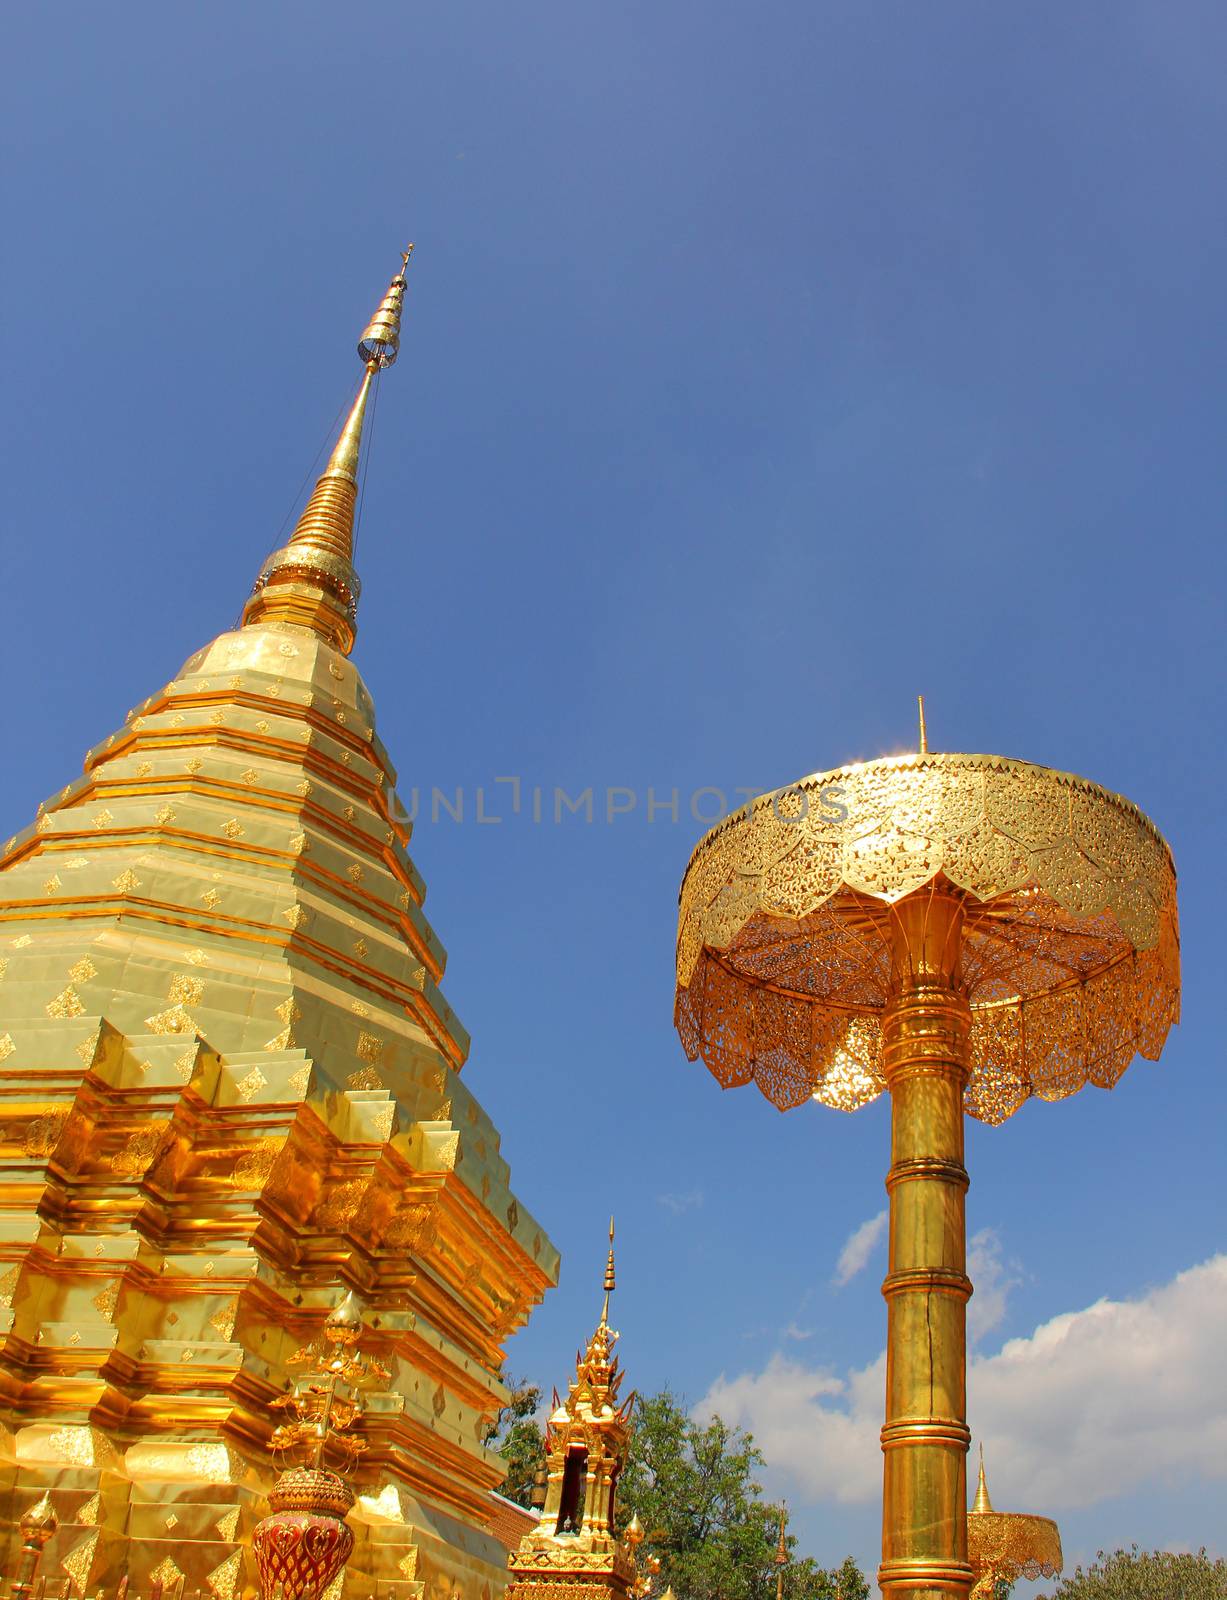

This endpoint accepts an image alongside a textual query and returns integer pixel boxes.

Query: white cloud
[967,1227,1021,1345]
[656,1188,704,1215]
[833,1210,888,1286]
[697,1255,1227,1513]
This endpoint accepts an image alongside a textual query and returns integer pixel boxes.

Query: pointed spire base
[243,255,411,656]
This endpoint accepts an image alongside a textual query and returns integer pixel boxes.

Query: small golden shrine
[0,254,558,1600]
[507,1226,643,1600]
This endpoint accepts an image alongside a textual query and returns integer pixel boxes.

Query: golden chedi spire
[242,248,413,655]
[0,248,559,1600]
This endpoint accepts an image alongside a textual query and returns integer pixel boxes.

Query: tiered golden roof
[0,255,558,1600]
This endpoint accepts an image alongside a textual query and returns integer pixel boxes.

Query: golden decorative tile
[350,1000,370,1017]
[186,757,203,774]
[237,1067,267,1103]
[208,1299,237,1341]
[145,1006,193,1035]
[91,1283,118,1319]
[283,904,308,929]
[353,939,368,958]
[214,1507,240,1541]
[356,1030,383,1064]
[343,804,355,821]
[76,1030,100,1065]
[13,934,33,947]
[168,973,204,1006]
[288,1064,311,1094]
[0,1265,20,1306]
[348,863,364,882]
[206,1550,243,1600]
[263,1027,293,1051]
[92,808,114,828]
[43,874,62,895]
[112,868,140,892]
[69,957,98,984]
[136,761,153,777]
[184,948,207,965]
[222,818,243,839]
[174,1047,196,1081]
[77,1492,101,1527]
[346,1068,382,1091]
[256,720,270,733]
[47,985,85,1019]
[289,832,308,854]
[164,1513,178,1530]
[297,779,313,797]
[150,1556,184,1589]
[240,768,258,785]
[202,888,220,910]
[61,1529,100,1596]
[155,803,175,824]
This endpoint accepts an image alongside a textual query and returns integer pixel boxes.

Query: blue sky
[3,1,1225,1586]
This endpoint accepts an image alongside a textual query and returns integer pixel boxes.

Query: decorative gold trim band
[881,1268,972,1302]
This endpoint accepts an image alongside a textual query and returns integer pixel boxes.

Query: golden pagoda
[507,1224,642,1600]
[0,253,558,1600]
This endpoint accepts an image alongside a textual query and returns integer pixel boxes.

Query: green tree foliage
[615,1390,869,1600]
[1038,1546,1227,1599]
[484,1376,546,1508]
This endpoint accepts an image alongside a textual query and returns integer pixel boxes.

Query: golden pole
[879,888,973,1600]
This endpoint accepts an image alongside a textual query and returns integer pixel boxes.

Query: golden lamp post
[966,1448,1062,1599]
[673,712,1179,1600]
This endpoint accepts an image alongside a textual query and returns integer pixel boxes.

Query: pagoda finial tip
[917,694,928,754]
[972,1442,994,1514]
[243,251,413,654]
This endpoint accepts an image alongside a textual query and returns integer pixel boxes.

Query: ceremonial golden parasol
[967,1448,1062,1599]
[672,719,1178,1600]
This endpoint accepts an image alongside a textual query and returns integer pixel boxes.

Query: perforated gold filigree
[968,1511,1062,1597]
